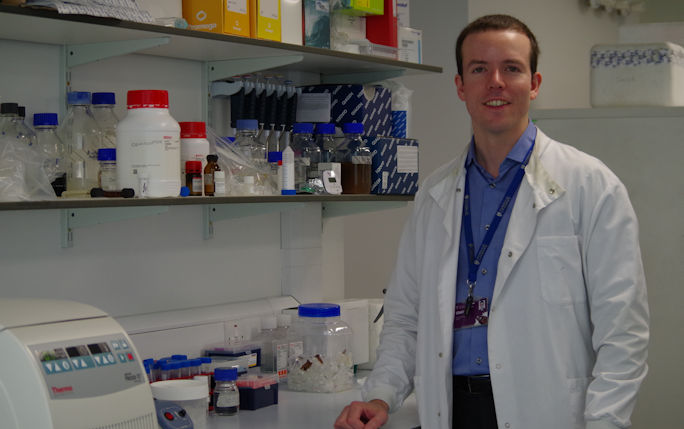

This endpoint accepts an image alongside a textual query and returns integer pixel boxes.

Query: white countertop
[205,377,419,429]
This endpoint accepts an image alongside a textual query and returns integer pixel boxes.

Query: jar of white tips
[287,303,354,393]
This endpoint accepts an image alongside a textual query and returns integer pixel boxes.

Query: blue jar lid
[98,148,116,161]
[171,354,188,360]
[281,189,296,195]
[293,122,314,134]
[267,151,282,163]
[92,92,116,105]
[33,113,58,127]
[315,123,335,135]
[214,367,238,381]
[342,122,363,134]
[67,91,91,105]
[236,119,258,130]
[298,303,341,318]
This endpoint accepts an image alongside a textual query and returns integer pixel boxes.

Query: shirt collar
[466,121,537,168]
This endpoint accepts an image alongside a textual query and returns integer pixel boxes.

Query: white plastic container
[288,303,354,393]
[179,121,210,175]
[590,42,684,107]
[150,379,208,429]
[116,90,181,197]
[281,0,303,45]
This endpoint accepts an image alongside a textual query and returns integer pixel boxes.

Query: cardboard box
[300,84,392,136]
[250,0,281,41]
[304,0,330,48]
[367,136,418,195]
[183,0,250,37]
[331,0,383,15]
[396,0,409,27]
[366,0,397,48]
[590,42,684,107]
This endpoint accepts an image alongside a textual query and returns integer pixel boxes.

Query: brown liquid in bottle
[341,163,371,194]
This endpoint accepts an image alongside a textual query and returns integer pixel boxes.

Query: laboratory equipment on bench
[0,298,156,429]
[155,399,194,429]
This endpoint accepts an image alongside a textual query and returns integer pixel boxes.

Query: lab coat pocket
[538,235,586,305]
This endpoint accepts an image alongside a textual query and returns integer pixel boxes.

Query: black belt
[453,375,492,394]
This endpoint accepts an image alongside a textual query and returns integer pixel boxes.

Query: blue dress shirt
[452,122,537,376]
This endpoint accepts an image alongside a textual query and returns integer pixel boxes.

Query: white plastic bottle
[280,145,295,195]
[91,92,119,148]
[179,121,210,175]
[116,90,181,197]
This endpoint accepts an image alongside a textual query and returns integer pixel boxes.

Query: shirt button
[481,268,488,275]
[548,188,555,194]
[507,251,513,257]
[457,188,462,192]
[476,357,482,364]
[489,183,496,189]
[484,224,490,231]
[505,423,511,428]
[438,352,443,358]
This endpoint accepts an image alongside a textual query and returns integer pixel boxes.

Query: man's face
[455,30,541,140]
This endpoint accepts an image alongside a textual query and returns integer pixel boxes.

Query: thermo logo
[196,10,207,21]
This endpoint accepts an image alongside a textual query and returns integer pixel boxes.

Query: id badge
[453,297,489,330]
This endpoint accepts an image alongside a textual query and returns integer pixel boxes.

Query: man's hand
[334,399,390,429]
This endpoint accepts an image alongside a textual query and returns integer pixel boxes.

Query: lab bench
[206,377,419,428]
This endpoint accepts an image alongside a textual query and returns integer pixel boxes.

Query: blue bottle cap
[97,148,116,161]
[67,91,92,105]
[92,92,116,105]
[315,123,335,135]
[214,367,238,381]
[200,357,212,364]
[281,189,296,195]
[298,303,341,318]
[179,186,190,197]
[33,113,58,127]
[171,354,188,360]
[267,151,282,163]
[342,122,364,134]
[293,123,314,134]
[236,119,258,130]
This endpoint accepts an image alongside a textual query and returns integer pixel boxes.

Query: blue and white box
[590,42,684,106]
[367,136,418,195]
[301,84,392,136]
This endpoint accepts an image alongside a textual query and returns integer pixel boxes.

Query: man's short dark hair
[456,14,540,77]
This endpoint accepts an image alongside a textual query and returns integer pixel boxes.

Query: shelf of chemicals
[0,5,442,85]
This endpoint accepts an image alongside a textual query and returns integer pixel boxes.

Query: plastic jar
[116,90,181,197]
[288,303,354,393]
[150,379,208,429]
[179,121,210,175]
[213,367,239,416]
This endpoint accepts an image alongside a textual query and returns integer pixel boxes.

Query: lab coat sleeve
[582,177,649,428]
[362,197,421,412]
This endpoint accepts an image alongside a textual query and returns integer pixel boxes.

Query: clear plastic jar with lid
[287,303,354,393]
[213,367,239,416]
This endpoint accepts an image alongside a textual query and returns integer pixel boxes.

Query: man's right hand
[334,399,390,429]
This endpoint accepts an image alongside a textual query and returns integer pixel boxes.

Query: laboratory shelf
[0,194,413,212]
[0,5,442,80]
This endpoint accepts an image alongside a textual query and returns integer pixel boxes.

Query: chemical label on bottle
[289,341,304,359]
[276,343,288,379]
[192,177,202,193]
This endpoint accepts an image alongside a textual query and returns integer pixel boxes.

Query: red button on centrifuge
[127,353,133,361]
[164,412,174,421]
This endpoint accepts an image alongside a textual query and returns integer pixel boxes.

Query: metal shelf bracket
[60,206,169,248]
[206,55,305,82]
[203,202,302,240]
[65,37,171,68]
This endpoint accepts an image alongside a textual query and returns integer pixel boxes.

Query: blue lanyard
[462,143,535,315]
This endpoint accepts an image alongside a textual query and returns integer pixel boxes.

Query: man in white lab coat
[335,14,649,429]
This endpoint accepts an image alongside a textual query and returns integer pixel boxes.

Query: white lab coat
[363,130,649,429]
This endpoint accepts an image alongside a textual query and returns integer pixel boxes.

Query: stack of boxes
[178,0,421,62]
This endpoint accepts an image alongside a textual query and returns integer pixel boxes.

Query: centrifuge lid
[0,298,107,331]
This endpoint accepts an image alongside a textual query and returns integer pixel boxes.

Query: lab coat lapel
[428,152,467,351]
[492,133,564,304]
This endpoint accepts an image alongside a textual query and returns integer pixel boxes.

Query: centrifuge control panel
[28,334,145,400]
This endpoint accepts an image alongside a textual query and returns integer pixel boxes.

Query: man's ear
[530,72,542,100]
[455,74,466,101]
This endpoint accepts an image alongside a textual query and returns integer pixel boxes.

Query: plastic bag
[206,127,278,196]
[0,135,56,202]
